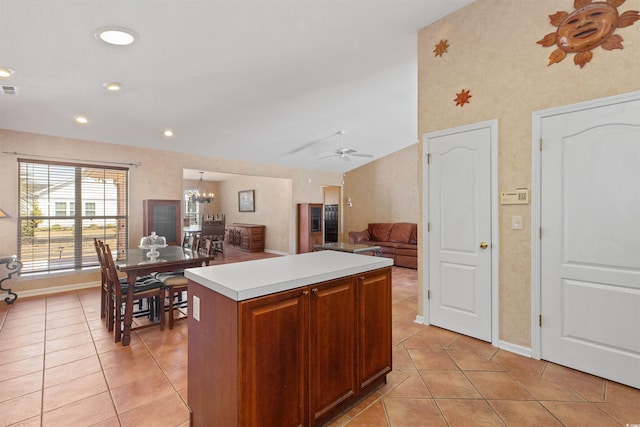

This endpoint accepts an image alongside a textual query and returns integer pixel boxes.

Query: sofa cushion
[396,246,416,256]
[397,243,416,250]
[375,241,402,249]
[368,223,394,242]
[348,229,370,243]
[396,254,417,269]
[409,224,417,244]
[388,223,414,243]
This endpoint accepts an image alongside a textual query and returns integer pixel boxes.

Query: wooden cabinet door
[357,267,392,389]
[234,228,241,246]
[298,203,323,253]
[239,287,309,427]
[309,276,358,423]
[143,199,181,245]
[240,228,250,250]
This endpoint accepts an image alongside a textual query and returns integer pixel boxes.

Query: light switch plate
[512,215,523,230]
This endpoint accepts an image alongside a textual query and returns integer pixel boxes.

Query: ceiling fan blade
[351,153,374,158]
[317,154,339,160]
[285,131,342,155]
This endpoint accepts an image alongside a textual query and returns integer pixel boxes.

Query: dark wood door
[239,287,309,427]
[357,267,392,389]
[309,276,357,423]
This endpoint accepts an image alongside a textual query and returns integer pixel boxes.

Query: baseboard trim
[498,340,533,358]
[409,317,534,359]
[12,281,100,300]
[264,249,288,256]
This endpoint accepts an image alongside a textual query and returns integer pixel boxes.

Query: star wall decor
[454,89,472,107]
[433,39,449,57]
[537,0,640,68]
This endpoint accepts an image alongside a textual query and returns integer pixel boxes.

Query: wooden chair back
[100,241,165,342]
[199,236,212,255]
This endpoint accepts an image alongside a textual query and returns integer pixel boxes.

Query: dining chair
[189,233,201,252]
[100,241,166,342]
[155,271,189,329]
[93,237,113,332]
[154,239,214,329]
[94,238,138,331]
[202,216,226,257]
[199,236,213,255]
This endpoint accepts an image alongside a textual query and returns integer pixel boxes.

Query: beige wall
[342,144,419,238]
[418,0,640,347]
[183,175,291,253]
[217,176,291,253]
[323,186,340,205]
[0,129,340,294]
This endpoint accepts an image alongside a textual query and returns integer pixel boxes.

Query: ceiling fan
[318,130,374,161]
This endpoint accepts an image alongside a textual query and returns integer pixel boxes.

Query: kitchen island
[185,250,393,426]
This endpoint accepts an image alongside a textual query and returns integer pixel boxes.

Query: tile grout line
[40,295,48,427]
[78,290,124,426]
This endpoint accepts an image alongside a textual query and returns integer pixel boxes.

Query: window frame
[17,159,129,274]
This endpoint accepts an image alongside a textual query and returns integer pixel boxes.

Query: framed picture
[238,189,255,212]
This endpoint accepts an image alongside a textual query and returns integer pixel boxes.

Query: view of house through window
[18,159,129,274]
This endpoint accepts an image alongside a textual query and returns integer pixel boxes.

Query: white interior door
[424,121,495,342]
[539,94,640,388]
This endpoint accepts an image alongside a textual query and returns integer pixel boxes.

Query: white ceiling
[0,0,474,174]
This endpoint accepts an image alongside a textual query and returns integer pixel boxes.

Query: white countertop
[184,251,393,301]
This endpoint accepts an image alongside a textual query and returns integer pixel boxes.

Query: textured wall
[183,176,291,253]
[342,144,419,239]
[418,0,640,347]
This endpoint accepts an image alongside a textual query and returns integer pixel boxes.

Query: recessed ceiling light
[163,129,174,137]
[95,27,137,46]
[103,82,121,91]
[0,67,15,78]
[75,115,89,124]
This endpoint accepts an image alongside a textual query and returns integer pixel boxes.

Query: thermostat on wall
[500,188,529,205]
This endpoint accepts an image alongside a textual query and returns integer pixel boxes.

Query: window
[18,159,129,274]
[55,202,67,216]
[184,192,199,226]
[85,202,96,216]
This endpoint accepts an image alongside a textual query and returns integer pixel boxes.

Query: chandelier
[188,172,215,204]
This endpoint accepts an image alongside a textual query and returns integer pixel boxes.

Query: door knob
[480,242,489,249]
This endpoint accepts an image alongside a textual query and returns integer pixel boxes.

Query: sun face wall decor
[537,0,640,68]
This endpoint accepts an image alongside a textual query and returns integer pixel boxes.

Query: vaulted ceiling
[0,0,474,174]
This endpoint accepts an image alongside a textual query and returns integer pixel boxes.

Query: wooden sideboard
[186,252,393,426]
[227,223,265,252]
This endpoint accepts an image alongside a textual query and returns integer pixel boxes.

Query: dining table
[115,245,216,346]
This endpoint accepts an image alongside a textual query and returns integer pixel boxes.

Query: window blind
[18,159,129,274]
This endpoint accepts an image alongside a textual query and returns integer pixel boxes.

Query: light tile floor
[0,249,639,426]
